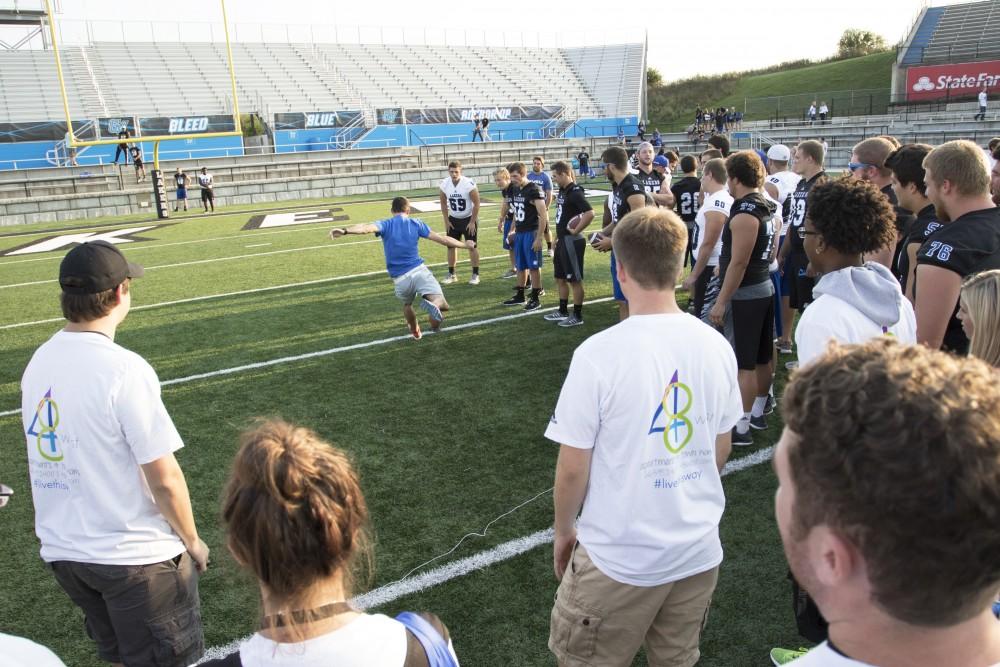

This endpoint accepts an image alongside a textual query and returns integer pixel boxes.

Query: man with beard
[634,142,674,208]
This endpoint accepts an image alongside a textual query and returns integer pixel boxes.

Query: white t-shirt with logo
[980,91,988,107]
[197,172,213,189]
[693,188,733,266]
[21,331,185,565]
[238,614,460,667]
[439,176,477,220]
[545,313,743,586]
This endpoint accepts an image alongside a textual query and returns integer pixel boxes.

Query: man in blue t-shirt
[528,155,555,257]
[329,197,473,339]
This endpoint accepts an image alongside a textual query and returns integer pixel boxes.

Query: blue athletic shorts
[176,188,187,200]
[610,251,626,302]
[514,231,543,271]
[502,218,514,251]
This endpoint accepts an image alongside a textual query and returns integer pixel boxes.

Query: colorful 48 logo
[27,389,62,462]
[647,370,695,454]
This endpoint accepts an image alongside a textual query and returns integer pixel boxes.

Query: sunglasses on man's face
[848,162,876,172]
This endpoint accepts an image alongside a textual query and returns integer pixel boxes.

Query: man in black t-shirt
[595,146,651,320]
[502,162,548,311]
[777,140,826,315]
[885,144,941,300]
[851,137,915,274]
[472,114,483,142]
[709,152,777,447]
[543,161,595,327]
[671,155,701,268]
[634,142,674,208]
[915,140,1000,353]
[114,129,130,164]
[576,150,592,179]
[130,146,145,183]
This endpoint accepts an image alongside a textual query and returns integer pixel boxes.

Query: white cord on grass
[394,486,554,582]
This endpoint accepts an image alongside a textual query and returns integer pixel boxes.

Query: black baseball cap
[59,241,144,294]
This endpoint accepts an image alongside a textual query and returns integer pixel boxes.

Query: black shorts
[50,554,203,666]
[785,252,814,311]
[446,216,477,243]
[554,235,586,282]
[201,189,214,201]
[726,295,775,370]
[133,160,143,167]
[691,267,714,320]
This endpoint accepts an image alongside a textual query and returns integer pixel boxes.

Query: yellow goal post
[43,0,243,171]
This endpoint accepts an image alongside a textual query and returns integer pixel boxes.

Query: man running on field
[330,197,473,340]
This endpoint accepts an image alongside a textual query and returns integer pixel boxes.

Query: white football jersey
[693,188,733,266]
[762,189,783,273]
[440,176,477,220]
[765,170,801,236]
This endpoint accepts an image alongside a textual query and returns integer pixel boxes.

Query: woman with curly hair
[794,178,917,366]
[959,269,1000,367]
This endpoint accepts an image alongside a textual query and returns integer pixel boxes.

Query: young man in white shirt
[197,167,215,213]
[547,207,742,667]
[438,160,481,285]
[21,241,208,667]
[681,158,732,319]
[975,87,988,121]
[764,144,802,353]
[773,339,1000,666]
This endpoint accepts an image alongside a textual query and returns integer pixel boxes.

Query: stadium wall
[563,117,639,138]
[0,136,245,171]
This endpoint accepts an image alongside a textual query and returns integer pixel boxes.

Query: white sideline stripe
[0,225,351,267]
[0,293,614,417]
[0,255,508,331]
[198,446,776,662]
[244,243,271,248]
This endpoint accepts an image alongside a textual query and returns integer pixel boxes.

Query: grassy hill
[648,50,896,131]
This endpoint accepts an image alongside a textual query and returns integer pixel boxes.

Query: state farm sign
[906,60,1000,101]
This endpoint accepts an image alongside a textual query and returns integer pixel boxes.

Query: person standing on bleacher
[975,87,989,121]
[114,128,130,165]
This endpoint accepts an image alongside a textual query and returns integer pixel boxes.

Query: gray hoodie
[812,262,904,329]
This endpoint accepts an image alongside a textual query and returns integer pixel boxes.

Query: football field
[0,187,803,666]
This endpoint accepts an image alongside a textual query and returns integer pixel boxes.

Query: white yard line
[198,446,776,662]
[0,293,612,417]
[0,255,507,331]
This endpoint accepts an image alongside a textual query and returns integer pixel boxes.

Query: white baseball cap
[766,144,791,162]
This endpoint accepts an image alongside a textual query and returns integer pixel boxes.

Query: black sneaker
[764,395,775,415]
[732,427,753,447]
[523,298,541,311]
[502,295,525,306]
[750,414,768,431]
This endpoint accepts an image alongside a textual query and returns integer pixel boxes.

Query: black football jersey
[509,182,544,232]
[720,192,777,287]
[555,183,593,237]
[788,171,826,255]
[671,176,701,223]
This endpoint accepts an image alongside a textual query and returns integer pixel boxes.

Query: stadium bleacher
[898,0,1000,65]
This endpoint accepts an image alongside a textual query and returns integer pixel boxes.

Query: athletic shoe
[543,311,568,322]
[750,414,768,431]
[408,322,422,340]
[502,295,526,306]
[558,315,584,327]
[468,274,480,285]
[418,298,443,324]
[777,340,794,354]
[785,360,799,371]
[500,269,517,279]
[770,647,811,665]
[538,289,546,297]
[764,395,775,415]
[732,427,753,447]
[442,274,458,285]
[547,248,555,257]
[523,298,541,311]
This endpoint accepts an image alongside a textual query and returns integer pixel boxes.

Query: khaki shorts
[49,552,203,667]
[549,542,718,667]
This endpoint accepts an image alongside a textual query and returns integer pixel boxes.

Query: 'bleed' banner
[906,60,1000,101]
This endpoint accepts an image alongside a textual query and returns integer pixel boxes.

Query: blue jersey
[527,171,552,197]
[373,214,432,278]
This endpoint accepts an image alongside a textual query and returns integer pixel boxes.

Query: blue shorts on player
[176,188,187,200]
[502,218,514,251]
[514,231,543,271]
[610,252,626,301]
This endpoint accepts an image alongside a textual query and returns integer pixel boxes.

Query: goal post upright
[43,0,243,173]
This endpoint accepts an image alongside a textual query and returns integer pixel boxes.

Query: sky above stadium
[51,0,971,82]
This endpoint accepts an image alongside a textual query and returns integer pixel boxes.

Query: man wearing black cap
[20,241,208,667]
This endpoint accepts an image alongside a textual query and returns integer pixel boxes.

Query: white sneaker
[547,248,555,258]
[442,274,458,284]
[468,274,480,285]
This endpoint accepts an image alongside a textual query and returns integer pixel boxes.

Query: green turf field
[0,185,803,666]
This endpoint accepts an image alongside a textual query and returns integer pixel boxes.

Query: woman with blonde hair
[959,269,1000,367]
[202,419,458,666]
